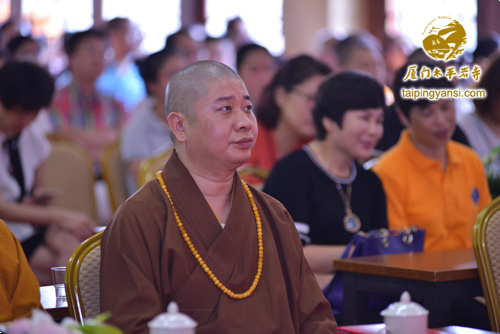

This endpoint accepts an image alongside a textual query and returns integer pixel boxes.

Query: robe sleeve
[292,217,338,333]
[100,193,167,334]
[259,195,337,333]
[0,221,41,323]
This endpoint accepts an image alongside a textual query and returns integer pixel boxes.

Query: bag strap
[341,233,366,259]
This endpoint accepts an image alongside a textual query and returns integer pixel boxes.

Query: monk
[100,61,337,333]
[0,219,42,322]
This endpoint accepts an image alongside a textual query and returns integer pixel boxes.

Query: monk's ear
[167,111,187,142]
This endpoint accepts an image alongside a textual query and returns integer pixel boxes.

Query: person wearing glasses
[243,55,331,186]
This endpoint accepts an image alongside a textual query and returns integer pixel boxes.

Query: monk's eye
[219,106,232,112]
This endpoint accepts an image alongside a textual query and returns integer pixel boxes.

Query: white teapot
[148,302,198,334]
[380,291,429,334]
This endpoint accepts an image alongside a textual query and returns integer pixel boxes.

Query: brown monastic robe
[100,151,337,333]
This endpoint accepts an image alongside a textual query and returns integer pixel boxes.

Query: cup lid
[380,291,429,317]
[148,302,198,329]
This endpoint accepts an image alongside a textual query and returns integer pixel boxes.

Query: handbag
[323,226,426,316]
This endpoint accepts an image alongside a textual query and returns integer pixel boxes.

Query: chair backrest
[44,135,97,220]
[100,140,128,212]
[473,196,500,332]
[65,230,104,324]
[237,164,270,190]
[137,148,173,188]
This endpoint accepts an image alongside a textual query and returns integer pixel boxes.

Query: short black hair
[393,62,454,117]
[136,50,179,95]
[6,35,39,58]
[0,61,54,112]
[164,28,191,53]
[107,17,130,32]
[313,71,385,140]
[473,33,500,61]
[256,55,331,129]
[63,28,106,56]
[236,43,271,72]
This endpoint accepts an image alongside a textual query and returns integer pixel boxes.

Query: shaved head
[165,60,242,122]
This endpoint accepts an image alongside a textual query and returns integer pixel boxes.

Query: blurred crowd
[1,13,500,328]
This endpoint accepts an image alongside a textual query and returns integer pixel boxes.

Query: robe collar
[161,150,255,279]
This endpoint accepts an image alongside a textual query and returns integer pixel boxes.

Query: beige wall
[282,0,370,58]
[282,0,328,58]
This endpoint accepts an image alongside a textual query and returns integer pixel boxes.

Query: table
[337,324,496,334]
[40,285,69,320]
[333,248,483,328]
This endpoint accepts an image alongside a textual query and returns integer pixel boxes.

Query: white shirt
[0,124,50,241]
[120,97,173,194]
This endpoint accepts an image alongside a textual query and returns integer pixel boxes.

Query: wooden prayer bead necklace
[156,171,263,299]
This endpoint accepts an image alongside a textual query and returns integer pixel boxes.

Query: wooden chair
[100,140,128,212]
[65,230,104,324]
[473,196,500,332]
[44,135,97,220]
[136,148,173,188]
[237,164,270,190]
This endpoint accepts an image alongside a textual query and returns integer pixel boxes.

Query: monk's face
[185,77,258,172]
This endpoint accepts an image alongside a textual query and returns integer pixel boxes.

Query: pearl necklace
[156,171,263,299]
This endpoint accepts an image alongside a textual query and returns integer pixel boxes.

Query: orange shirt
[246,122,278,173]
[373,130,492,251]
[0,220,42,322]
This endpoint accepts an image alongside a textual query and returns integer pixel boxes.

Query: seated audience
[0,61,95,285]
[373,62,492,251]
[0,219,42,322]
[204,36,236,69]
[6,35,52,137]
[96,17,146,113]
[244,55,330,179]
[225,17,253,50]
[236,43,276,107]
[383,35,413,87]
[0,20,20,53]
[164,28,202,65]
[375,48,470,151]
[473,32,500,70]
[458,54,500,159]
[121,50,186,194]
[49,28,126,161]
[264,72,388,289]
[335,32,386,85]
[6,35,40,63]
[100,60,337,334]
[318,35,340,72]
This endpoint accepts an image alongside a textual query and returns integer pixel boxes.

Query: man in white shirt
[0,61,95,285]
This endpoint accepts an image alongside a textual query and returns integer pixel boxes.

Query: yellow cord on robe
[156,171,263,299]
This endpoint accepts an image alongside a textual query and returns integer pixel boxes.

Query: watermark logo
[422,16,466,62]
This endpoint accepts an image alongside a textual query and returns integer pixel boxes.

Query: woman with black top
[264,71,388,289]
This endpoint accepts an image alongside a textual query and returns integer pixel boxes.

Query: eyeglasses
[292,87,316,103]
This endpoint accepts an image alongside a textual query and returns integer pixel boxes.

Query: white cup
[381,291,428,334]
[51,266,66,301]
[148,302,197,334]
